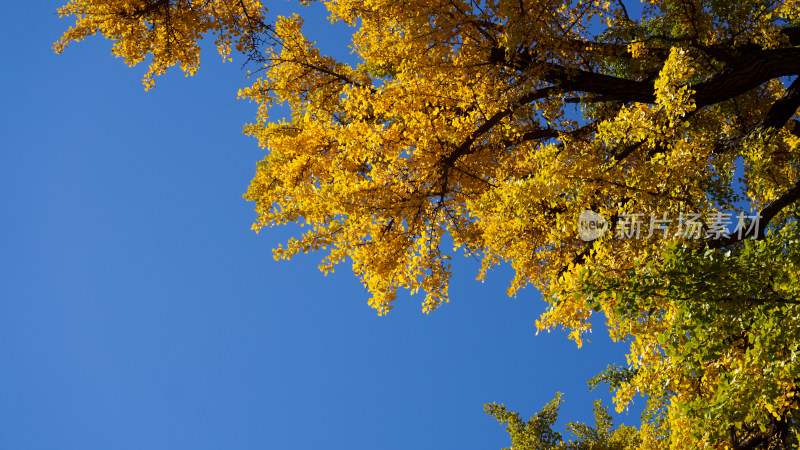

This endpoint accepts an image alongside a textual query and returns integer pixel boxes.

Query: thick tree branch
[491,47,800,107]
[693,50,800,107]
[715,76,800,153]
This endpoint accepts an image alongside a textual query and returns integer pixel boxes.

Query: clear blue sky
[1,2,640,449]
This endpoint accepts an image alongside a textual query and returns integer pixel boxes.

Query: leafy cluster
[485,394,641,449]
[54,0,271,89]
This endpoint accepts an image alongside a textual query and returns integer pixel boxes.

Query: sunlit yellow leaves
[654,48,696,127]
[627,40,647,59]
[55,0,268,89]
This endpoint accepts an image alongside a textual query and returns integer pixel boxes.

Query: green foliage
[577,212,800,445]
[588,365,637,393]
[485,394,642,449]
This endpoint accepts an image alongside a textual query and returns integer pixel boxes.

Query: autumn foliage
[57,0,800,446]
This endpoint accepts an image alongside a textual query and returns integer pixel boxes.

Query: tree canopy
[56,0,800,447]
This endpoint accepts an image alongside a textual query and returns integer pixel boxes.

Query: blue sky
[1,2,639,449]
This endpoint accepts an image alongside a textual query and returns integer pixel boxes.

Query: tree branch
[715,76,800,153]
[441,87,557,168]
[709,179,800,248]
[491,46,800,108]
